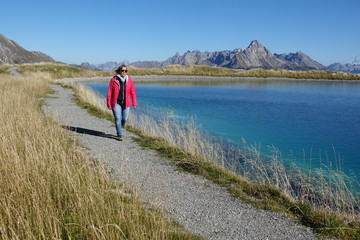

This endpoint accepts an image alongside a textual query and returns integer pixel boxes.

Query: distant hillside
[0,33,55,64]
[80,60,130,71]
[328,63,360,74]
[84,40,327,71]
[80,60,161,71]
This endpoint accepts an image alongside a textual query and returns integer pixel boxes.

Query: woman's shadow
[62,125,120,140]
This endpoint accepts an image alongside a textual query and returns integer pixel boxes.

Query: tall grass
[127,108,227,166]
[239,143,360,212]
[0,73,200,239]
[71,82,111,118]
[68,82,360,239]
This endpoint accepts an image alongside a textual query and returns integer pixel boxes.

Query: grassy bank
[126,64,360,80]
[16,62,110,79]
[70,83,360,239]
[11,62,360,81]
[0,73,201,239]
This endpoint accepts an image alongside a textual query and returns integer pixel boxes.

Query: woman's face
[120,67,127,77]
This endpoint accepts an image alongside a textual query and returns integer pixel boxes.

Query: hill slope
[0,33,55,64]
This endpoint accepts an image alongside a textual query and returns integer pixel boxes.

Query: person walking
[106,65,137,141]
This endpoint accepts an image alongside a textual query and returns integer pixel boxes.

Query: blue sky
[1,0,359,66]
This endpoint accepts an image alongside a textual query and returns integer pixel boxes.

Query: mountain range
[80,61,130,72]
[82,40,327,71]
[0,34,55,64]
[328,62,360,74]
[1,33,358,74]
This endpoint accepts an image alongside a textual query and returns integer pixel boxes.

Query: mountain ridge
[0,33,55,64]
[84,40,327,71]
[328,62,360,74]
[2,33,352,73]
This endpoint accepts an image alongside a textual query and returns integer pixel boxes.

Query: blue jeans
[112,103,130,136]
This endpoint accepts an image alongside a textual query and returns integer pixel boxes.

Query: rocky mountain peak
[244,40,271,56]
[248,40,263,49]
[274,50,326,70]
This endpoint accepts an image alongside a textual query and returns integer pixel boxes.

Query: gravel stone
[43,82,323,240]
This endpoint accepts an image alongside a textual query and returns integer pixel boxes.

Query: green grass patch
[0,65,10,74]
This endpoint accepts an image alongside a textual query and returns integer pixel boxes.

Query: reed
[0,73,200,239]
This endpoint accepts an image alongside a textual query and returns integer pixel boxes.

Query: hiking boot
[114,135,122,141]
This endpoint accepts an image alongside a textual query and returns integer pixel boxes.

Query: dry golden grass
[72,83,109,114]
[0,73,200,239]
[127,108,227,167]
[16,62,110,79]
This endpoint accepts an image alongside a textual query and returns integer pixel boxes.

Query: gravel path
[43,83,322,240]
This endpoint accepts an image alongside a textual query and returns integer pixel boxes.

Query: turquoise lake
[87,79,360,179]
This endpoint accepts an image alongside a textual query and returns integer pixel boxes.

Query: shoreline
[57,74,360,84]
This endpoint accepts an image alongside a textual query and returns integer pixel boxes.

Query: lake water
[87,78,360,179]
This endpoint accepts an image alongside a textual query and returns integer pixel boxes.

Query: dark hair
[115,65,127,74]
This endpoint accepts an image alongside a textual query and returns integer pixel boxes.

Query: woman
[106,65,137,141]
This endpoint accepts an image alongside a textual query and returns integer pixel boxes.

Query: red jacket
[106,75,137,109]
